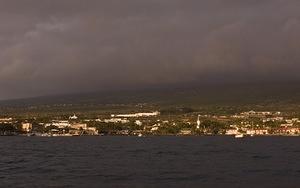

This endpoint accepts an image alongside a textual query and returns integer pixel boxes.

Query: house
[150,127,159,132]
[226,129,239,135]
[263,117,284,122]
[259,112,272,116]
[246,129,268,135]
[150,125,160,132]
[241,110,256,116]
[69,114,78,120]
[69,130,81,136]
[255,129,269,135]
[0,118,13,123]
[70,123,87,130]
[85,127,99,135]
[246,130,256,135]
[231,115,245,119]
[116,130,130,135]
[135,120,143,126]
[50,129,60,134]
[52,121,71,128]
[179,128,192,135]
[22,123,32,132]
[280,123,293,128]
[104,118,129,124]
[131,130,143,136]
[278,127,300,135]
[275,112,281,115]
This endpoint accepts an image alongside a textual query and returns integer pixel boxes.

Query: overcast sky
[1,0,300,99]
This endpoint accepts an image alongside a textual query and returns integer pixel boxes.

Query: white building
[180,129,192,135]
[111,111,160,118]
[226,129,239,135]
[280,128,300,135]
[275,112,281,115]
[135,120,143,126]
[281,123,293,127]
[22,123,32,132]
[256,129,268,135]
[246,129,268,135]
[0,118,13,123]
[246,130,256,135]
[52,121,71,128]
[150,123,161,132]
[69,114,78,120]
[231,115,246,119]
[104,118,130,124]
[151,126,159,132]
[70,123,87,130]
[86,127,99,135]
[263,117,284,123]
[196,115,201,129]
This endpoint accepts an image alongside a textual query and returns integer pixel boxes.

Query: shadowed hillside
[1,82,300,108]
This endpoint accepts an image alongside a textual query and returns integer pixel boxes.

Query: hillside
[1,82,300,116]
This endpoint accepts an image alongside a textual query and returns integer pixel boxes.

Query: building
[278,127,300,135]
[149,124,161,132]
[226,129,239,135]
[22,123,32,132]
[255,129,269,135]
[246,129,268,135]
[104,118,130,124]
[111,111,160,118]
[0,118,13,123]
[231,115,246,119]
[246,130,256,135]
[69,114,78,120]
[179,129,192,135]
[116,130,130,135]
[85,127,99,135]
[263,117,284,122]
[196,115,201,129]
[280,123,293,128]
[51,121,71,128]
[70,123,87,130]
[135,120,143,126]
[150,126,159,132]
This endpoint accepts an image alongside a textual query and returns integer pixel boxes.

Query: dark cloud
[1,0,300,99]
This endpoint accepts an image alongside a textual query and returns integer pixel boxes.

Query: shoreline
[1,134,299,137]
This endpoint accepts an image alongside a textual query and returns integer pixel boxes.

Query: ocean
[0,136,299,188]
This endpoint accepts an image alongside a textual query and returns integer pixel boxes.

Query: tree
[201,120,226,135]
[0,123,17,135]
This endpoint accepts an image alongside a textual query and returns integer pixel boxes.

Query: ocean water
[0,136,299,188]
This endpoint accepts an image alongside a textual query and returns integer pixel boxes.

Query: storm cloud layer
[1,0,300,99]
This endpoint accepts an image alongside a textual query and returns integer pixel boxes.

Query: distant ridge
[1,82,300,108]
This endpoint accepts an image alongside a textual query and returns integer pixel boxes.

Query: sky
[1,0,300,100]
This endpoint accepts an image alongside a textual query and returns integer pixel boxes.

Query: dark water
[0,136,299,188]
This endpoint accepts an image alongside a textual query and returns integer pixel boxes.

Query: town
[1,110,300,137]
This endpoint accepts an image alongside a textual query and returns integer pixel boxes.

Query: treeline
[0,123,18,135]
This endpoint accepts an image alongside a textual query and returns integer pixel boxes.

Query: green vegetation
[0,123,17,135]
[201,120,227,135]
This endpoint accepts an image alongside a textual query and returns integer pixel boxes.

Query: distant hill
[1,82,300,108]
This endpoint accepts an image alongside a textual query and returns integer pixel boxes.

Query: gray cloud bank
[1,0,300,99]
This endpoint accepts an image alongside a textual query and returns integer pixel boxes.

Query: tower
[197,115,201,129]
